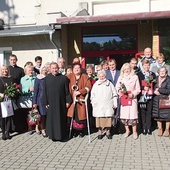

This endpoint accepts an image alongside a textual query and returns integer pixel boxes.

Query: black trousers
[140,100,152,130]
[1,116,12,134]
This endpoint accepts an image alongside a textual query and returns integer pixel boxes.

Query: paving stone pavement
[0,129,169,170]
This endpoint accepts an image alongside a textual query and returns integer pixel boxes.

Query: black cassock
[43,73,72,141]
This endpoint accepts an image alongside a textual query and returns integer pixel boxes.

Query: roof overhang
[56,11,170,25]
[0,25,61,37]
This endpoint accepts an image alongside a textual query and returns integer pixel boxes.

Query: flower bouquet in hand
[142,75,156,95]
[119,82,132,106]
[28,108,41,126]
[0,83,21,102]
[143,75,156,88]
[119,82,128,95]
[90,72,98,85]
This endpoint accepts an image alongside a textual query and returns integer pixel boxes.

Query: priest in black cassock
[43,62,72,141]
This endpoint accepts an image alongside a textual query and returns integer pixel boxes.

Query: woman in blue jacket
[33,66,48,137]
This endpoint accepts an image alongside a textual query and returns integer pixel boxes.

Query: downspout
[49,30,62,59]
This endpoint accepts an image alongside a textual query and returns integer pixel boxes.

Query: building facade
[0,0,170,68]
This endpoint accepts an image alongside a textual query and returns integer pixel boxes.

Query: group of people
[0,47,170,142]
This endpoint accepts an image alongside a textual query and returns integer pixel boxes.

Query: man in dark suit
[8,54,25,84]
[8,54,25,133]
[106,59,120,86]
[106,59,121,133]
[34,56,42,75]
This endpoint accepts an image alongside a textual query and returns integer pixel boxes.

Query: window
[82,25,137,51]
[82,25,137,69]
[0,48,12,66]
[159,19,170,64]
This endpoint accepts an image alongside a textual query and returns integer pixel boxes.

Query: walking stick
[69,85,78,139]
[80,92,91,143]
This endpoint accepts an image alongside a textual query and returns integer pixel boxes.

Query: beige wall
[0,0,167,67]
[1,0,170,27]
[0,33,60,67]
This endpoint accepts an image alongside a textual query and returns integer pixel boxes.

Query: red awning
[56,11,170,24]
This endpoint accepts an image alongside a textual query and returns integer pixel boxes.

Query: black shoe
[106,134,112,139]
[73,132,78,138]
[79,132,84,138]
[143,129,147,135]
[98,135,103,140]
[2,134,6,140]
[6,133,12,140]
[147,129,152,135]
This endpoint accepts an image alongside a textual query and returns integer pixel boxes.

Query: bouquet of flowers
[90,72,98,85]
[91,72,98,81]
[119,82,128,95]
[144,75,156,87]
[28,108,41,126]
[119,82,132,106]
[0,83,21,102]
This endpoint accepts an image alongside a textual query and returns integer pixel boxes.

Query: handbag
[1,99,14,118]
[159,95,170,109]
[17,95,33,108]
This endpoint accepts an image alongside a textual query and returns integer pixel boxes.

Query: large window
[82,25,137,69]
[159,19,170,64]
[83,25,137,51]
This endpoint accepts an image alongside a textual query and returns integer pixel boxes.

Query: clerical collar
[10,65,17,68]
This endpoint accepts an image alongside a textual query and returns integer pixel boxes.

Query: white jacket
[91,79,118,117]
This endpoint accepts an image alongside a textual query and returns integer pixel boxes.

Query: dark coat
[33,75,46,115]
[43,73,72,140]
[8,65,24,84]
[152,76,170,120]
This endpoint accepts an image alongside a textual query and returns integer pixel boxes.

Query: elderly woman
[151,53,170,76]
[152,67,170,137]
[20,65,36,134]
[67,63,92,138]
[116,63,140,140]
[91,70,117,139]
[33,66,48,137]
[0,65,15,140]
